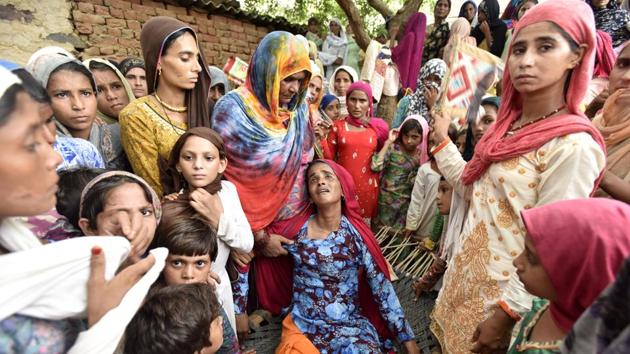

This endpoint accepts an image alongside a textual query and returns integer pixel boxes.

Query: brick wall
[72,0,273,66]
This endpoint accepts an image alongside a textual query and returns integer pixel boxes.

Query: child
[162,127,254,338]
[124,283,224,354]
[502,199,630,353]
[372,116,429,230]
[319,94,340,122]
[84,58,134,124]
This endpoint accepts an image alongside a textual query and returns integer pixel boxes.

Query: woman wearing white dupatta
[321,18,349,80]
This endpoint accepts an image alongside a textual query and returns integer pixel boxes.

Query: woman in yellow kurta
[119,16,212,196]
[429,1,607,353]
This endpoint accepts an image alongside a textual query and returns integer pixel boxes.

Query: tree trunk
[366,0,394,19]
[388,0,424,36]
[336,0,372,50]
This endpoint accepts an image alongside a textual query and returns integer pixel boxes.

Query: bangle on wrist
[431,138,451,155]
[498,299,521,321]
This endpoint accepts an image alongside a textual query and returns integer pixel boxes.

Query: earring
[158,67,162,76]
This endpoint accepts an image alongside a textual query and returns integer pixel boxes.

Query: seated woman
[276,160,419,353]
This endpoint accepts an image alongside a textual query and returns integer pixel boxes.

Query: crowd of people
[1,0,630,353]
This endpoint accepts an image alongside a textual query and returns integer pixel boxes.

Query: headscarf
[459,0,478,21]
[0,65,21,99]
[83,58,135,123]
[443,17,478,65]
[344,81,389,149]
[211,31,313,232]
[118,57,145,76]
[319,93,339,111]
[256,159,394,340]
[522,198,630,332]
[325,18,347,49]
[461,0,606,187]
[594,30,617,78]
[473,0,508,56]
[25,46,75,70]
[590,0,630,47]
[78,171,163,223]
[401,114,430,164]
[327,65,359,95]
[392,12,427,91]
[308,69,325,112]
[408,58,448,117]
[26,53,89,91]
[140,16,212,128]
[207,65,231,93]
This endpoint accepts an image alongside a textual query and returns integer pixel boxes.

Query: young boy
[306,17,323,48]
[124,283,224,354]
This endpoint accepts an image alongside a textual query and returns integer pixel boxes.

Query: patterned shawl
[407,58,448,117]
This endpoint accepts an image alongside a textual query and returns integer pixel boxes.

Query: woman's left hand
[403,340,420,354]
[471,307,515,353]
[189,188,223,229]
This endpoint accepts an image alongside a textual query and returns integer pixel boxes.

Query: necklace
[154,93,187,112]
[506,105,566,136]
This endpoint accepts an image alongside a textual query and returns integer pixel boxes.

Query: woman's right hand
[423,86,439,109]
[260,234,293,257]
[314,120,332,140]
[87,246,155,327]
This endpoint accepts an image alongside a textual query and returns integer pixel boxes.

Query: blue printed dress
[285,216,414,352]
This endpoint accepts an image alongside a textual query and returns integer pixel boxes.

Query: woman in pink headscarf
[442,17,478,66]
[585,30,618,117]
[321,81,389,224]
[430,1,607,352]
[392,13,427,92]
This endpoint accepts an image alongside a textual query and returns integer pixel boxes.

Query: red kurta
[321,120,380,220]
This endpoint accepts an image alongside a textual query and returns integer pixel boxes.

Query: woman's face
[279,71,307,107]
[164,253,212,285]
[0,91,61,218]
[124,67,148,98]
[324,99,340,120]
[47,69,97,137]
[514,234,557,300]
[608,45,630,94]
[158,32,202,91]
[209,84,225,101]
[333,70,352,96]
[329,21,341,36]
[464,3,476,22]
[307,76,323,103]
[456,132,467,153]
[92,68,130,119]
[517,1,536,20]
[434,0,451,20]
[423,73,442,88]
[508,22,583,96]
[307,162,342,207]
[474,104,497,142]
[346,90,370,119]
[177,135,227,190]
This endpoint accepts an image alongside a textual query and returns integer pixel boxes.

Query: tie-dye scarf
[211,31,314,231]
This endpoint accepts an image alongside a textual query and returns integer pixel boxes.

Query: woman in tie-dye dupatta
[212,31,314,316]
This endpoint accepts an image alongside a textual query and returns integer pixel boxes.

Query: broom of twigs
[376,226,436,279]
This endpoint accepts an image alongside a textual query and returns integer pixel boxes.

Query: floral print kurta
[431,134,605,354]
[372,143,421,230]
[285,216,414,352]
[323,120,381,221]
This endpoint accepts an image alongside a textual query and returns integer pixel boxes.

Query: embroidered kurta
[431,134,605,354]
[508,299,561,354]
[284,216,414,352]
[119,96,187,196]
[322,120,380,220]
[372,143,421,230]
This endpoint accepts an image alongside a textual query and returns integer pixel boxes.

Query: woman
[443,17,478,66]
[27,53,128,170]
[275,160,419,353]
[119,16,212,196]
[472,0,508,57]
[501,0,538,62]
[84,58,135,125]
[392,12,427,92]
[119,57,148,99]
[321,81,388,223]
[207,65,231,102]
[422,0,451,65]
[0,66,164,354]
[459,0,478,24]
[321,18,348,79]
[393,58,448,128]
[584,30,617,110]
[594,43,630,202]
[328,65,358,118]
[430,1,606,352]
[212,31,314,315]
[590,0,630,48]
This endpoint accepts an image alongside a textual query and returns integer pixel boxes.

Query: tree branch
[366,0,394,19]
[388,0,424,36]
[335,0,372,50]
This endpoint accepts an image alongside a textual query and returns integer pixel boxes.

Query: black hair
[448,123,459,143]
[79,174,154,231]
[87,60,115,74]
[56,168,108,229]
[463,123,476,161]
[308,17,319,26]
[0,84,25,127]
[50,61,96,92]
[12,69,50,104]
[124,283,220,354]
[436,0,452,10]
[153,201,218,261]
[514,0,538,20]
[397,118,423,144]
[162,28,194,56]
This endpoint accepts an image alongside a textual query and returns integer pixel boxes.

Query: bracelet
[431,138,451,155]
[498,299,522,321]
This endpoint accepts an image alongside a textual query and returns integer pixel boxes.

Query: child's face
[324,100,340,120]
[199,316,224,354]
[474,104,497,143]
[456,133,467,154]
[164,254,212,285]
[513,235,557,300]
[307,76,323,103]
[436,180,453,215]
[177,136,227,189]
[401,129,423,153]
[308,22,319,34]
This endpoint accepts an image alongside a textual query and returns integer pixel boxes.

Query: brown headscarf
[140,16,213,128]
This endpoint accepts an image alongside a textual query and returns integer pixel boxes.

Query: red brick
[243,22,255,31]
[106,18,127,27]
[214,21,229,30]
[94,4,109,15]
[166,4,187,15]
[110,7,124,18]
[104,0,131,10]
[98,34,118,45]
[73,10,106,25]
[155,7,176,17]
[101,46,115,55]
[131,4,156,15]
[123,10,138,20]
[176,14,195,24]
[127,19,141,31]
[92,25,107,35]
[244,27,258,36]
[231,25,244,33]
[83,46,101,56]
[129,0,141,4]
[210,15,227,23]
[119,38,137,48]
[76,22,93,34]
[219,37,230,45]
[236,32,246,40]
[206,27,216,35]
[121,28,134,39]
[77,2,94,13]
[246,34,257,43]
[141,0,165,8]
[206,35,219,43]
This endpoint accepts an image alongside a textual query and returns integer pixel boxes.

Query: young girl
[319,94,340,122]
[84,58,135,125]
[372,116,429,230]
[162,127,254,335]
[509,198,630,353]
